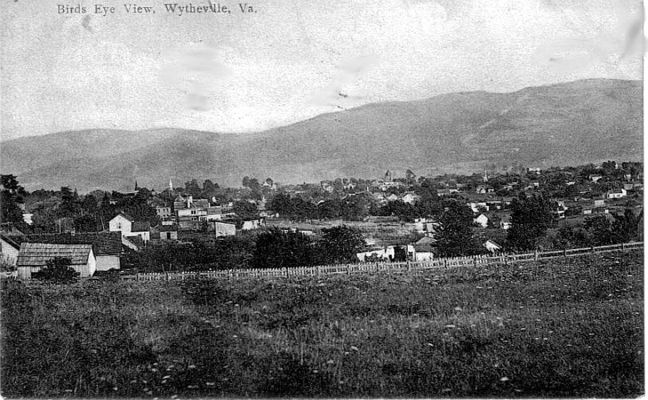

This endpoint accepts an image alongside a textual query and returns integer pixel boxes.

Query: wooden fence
[126,241,643,281]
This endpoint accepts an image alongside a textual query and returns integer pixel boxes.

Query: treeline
[269,183,440,222]
[124,226,365,272]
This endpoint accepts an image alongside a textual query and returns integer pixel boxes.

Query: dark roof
[413,243,435,253]
[0,234,21,250]
[158,224,178,232]
[124,235,144,248]
[131,222,151,232]
[16,232,122,256]
[116,212,135,222]
[415,236,436,245]
[17,243,92,267]
[0,223,24,236]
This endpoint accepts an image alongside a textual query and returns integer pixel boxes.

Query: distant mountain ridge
[1,78,642,192]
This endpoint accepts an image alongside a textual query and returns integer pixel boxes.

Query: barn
[16,243,96,280]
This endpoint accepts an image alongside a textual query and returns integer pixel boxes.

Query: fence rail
[124,241,643,282]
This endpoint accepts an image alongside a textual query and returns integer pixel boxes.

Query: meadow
[1,251,643,397]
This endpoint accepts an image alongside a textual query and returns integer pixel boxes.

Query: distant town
[1,160,643,279]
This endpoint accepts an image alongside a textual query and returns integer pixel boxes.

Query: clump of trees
[127,226,366,272]
[507,193,553,251]
[251,226,365,269]
[435,200,486,257]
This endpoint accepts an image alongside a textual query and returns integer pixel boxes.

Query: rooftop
[17,243,93,267]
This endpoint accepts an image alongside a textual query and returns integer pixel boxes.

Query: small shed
[212,222,236,237]
[17,243,96,280]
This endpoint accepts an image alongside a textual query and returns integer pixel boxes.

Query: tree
[233,200,259,220]
[584,215,616,246]
[203,179,219,193]
[317,199,342,220]
[317,226,365,264]
[252,228,316,269]
[435,200,483,257]
[405,169,417,185]
[74,214,98,232]
[611,209,641,243]
[552,225,590,249]
[81,194,98,214]
[59,186,79,218]
[507,193,553,251]
[184,179,201,197]
[1,174,25,223]
[32,257,79,283]
[270,193,293,217]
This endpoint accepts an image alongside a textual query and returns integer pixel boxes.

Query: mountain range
[1,78,642,192]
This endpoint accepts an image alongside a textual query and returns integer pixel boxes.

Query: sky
[0,0,643,140]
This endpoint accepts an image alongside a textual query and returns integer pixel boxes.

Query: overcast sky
[1,0,643,140]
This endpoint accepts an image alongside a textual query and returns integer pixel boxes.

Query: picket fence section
[127,241,643,282]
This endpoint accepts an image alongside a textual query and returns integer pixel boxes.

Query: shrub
[32,257,79,283]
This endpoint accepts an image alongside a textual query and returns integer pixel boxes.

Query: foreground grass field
[1,252,643,397]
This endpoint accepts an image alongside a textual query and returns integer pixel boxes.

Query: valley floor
[1,252,643,397]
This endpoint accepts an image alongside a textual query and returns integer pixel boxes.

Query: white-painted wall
[96,255,120,271]
[109,215,133,235]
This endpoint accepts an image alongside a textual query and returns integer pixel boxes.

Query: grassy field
[1,252,643,397]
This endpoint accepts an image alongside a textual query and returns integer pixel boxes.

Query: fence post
[622,243,625,251]
[347,264,351,275]
[534,250,539,261]
[563,248,567,258]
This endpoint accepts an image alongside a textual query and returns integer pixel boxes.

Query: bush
[32,257,79,283]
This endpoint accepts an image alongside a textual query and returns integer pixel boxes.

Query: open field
[1,252,643,397]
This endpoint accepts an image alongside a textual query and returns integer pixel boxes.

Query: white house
[401,193,421,205]
[16,243,96,279]
[413,236,435,261]
[606,188,627,199]
[130,222,151,243]
[474,214,489,228]
[356,245,415,262]
[212,222,236,237]
[109,213,135,235]
[155,206,172,219]
[357,247,393,262]
[91,232,122,271]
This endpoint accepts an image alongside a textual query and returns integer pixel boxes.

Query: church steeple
[134,180,139,191]
[169,179,173,191]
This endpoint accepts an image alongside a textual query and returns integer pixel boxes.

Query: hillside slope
[1,79,641,191]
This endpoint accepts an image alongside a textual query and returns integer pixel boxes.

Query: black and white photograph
[0,0,644,397]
